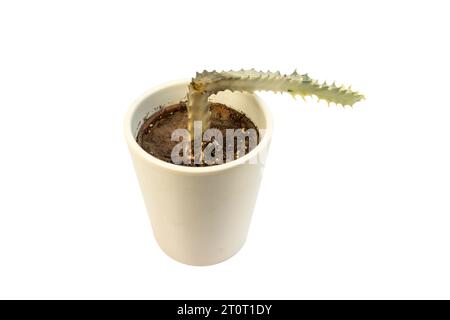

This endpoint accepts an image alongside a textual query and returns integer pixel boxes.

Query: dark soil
[136,102,259,166]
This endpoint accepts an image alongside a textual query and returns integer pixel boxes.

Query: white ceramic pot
[124,80,273,266]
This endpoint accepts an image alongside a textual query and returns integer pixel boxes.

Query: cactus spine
[187,69,364,134]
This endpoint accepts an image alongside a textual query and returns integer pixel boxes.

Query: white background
[1,0,449,299]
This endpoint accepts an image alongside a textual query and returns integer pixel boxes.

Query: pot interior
[130,81,269,140]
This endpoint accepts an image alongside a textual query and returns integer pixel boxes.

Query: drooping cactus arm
[187,69,365,134]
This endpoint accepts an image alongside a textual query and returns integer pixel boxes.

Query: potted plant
[124,70,364,266]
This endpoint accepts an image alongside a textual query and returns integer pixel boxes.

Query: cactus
[187,69,364,134]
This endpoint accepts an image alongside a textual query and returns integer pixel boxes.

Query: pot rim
[124,79,273,175]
